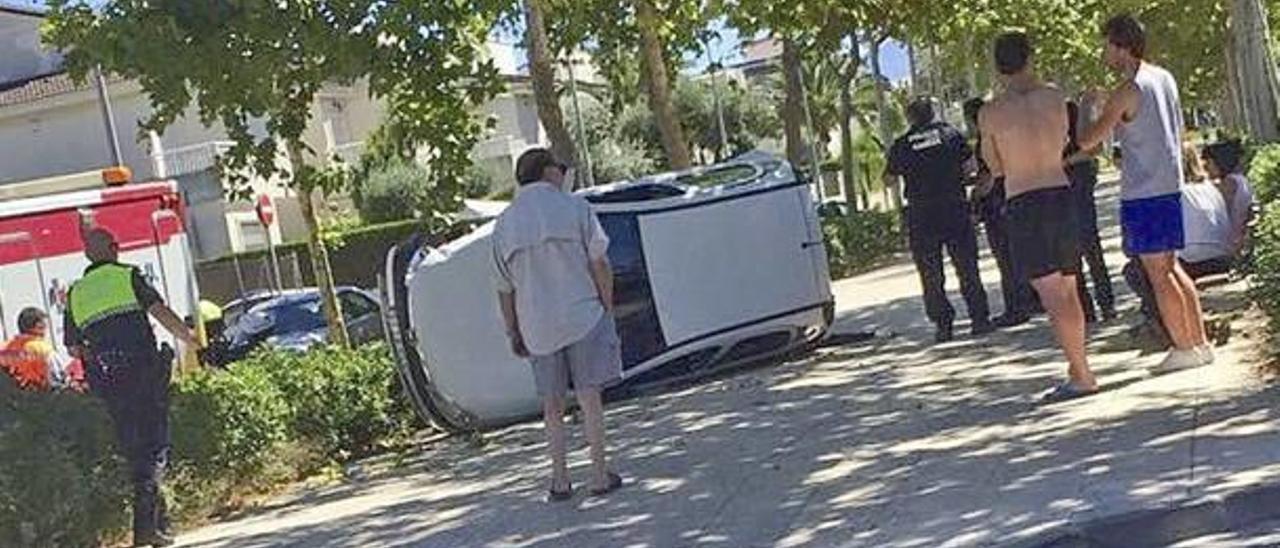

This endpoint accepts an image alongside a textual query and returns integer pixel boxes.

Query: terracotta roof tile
[0,71,128,108]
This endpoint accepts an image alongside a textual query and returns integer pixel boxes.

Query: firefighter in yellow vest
[63,228,197,548]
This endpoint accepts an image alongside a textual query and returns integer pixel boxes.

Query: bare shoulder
[983,93,1012,117]
[1041,84,1066,102]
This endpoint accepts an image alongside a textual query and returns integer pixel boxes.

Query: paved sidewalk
[176,180,1280,547]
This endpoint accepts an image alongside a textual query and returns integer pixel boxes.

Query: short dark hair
[17,307,46,334]
[963,98,985,125]
[1203,140,1246,174]
[515,148,563,186]
[994,32,1032,75]
[906,98,935,127]
[1104,14,1146,59]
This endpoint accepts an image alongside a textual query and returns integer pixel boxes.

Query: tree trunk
[1229,0,1280,142]
[929,43,946,123]
[525,0,581,179]
[781,39,807,168]
[965,38,978,99]
[287,142,349,348]
[867,34,900,209]
[839,38,860,213]
[634,0,692,169]
[1223,40,1246,134]
[907,42,918,96]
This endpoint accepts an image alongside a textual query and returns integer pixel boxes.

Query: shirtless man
[979,31,1098,402]
[1077,14,1211,372]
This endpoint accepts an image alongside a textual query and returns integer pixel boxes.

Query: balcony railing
[157,141,236,178]
[330,141,364,165]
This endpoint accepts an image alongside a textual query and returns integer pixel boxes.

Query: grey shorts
[530,314,623,398]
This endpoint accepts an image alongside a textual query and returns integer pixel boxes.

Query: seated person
[1203,140,1255,257]
[1,308,64,391]
[1125,161,1244,340]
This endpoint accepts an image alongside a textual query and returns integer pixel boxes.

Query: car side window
[339,292,378,322]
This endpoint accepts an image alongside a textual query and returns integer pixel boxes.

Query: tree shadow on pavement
[177,285,1280,548]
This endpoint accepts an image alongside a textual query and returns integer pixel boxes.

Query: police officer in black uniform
[64,228,198,548]
[886,98,993,343]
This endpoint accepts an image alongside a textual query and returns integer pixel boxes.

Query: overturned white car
[380,153,834,431]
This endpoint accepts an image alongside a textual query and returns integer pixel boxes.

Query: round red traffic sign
[255,194,275,226]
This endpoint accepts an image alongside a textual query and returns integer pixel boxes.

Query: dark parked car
[210,287,384,365]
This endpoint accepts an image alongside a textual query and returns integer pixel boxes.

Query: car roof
[227,286,363,308]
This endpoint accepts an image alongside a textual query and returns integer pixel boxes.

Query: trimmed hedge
[0,343,418,546]
[1248,143,1280,206]
[0,378,128,548]
[1250,200,1280,358]
[820,207,905,279]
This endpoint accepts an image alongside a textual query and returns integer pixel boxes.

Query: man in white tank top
[1077,14,1212,372]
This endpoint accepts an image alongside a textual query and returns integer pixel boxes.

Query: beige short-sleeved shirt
[492,182,611,356]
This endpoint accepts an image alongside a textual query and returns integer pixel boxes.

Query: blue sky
[679,23,911,84]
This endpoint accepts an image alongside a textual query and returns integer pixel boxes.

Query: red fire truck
[0,168,199,361]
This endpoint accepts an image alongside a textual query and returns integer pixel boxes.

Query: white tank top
[1117,63,1185,200]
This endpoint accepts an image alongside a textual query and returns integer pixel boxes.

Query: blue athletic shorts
[1120,193,1184,256]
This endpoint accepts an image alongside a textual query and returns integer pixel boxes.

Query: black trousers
[909,213,991,328]
[1069,162,1115,319]
[87,349,171,538]
[982,207,1037,317]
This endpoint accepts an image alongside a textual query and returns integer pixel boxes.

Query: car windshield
[238,294,327,337]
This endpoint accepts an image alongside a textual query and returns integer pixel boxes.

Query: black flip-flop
[589,472,624,497]
[547,485,573,503]
[1041,382,1099,404]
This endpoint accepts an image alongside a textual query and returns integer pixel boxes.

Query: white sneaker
[1197,344,1216,365]
[1151,349,1204,374]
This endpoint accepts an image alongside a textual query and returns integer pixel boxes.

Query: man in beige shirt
[493,148,624,501]
[979,32,1098,402]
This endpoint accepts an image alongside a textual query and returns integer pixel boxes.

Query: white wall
[0,82,231,185]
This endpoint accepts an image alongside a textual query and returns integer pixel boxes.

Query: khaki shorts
[530,314,623,398]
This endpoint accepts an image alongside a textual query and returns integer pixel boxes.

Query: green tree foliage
[1249,200,1280,356]
[0,379,128,548]
[1248,143,1280,204]
[618,77,782,163]
[539,0,712,168]
[352,161,427,225]
[44,1,506,347]
[351,158,491,227]
[565,92,661,183]
[1,345,417,544]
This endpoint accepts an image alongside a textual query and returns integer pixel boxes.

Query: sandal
[1041,382,1099,404]
[589,472,624,497]
[547,484,573,503]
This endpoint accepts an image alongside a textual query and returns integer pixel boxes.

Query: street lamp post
[702,32,731,162]
[795,64,825,202]
[709,62,730,161]
[94,65,123,166]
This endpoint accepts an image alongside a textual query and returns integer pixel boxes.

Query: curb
[1006,483,1280,548]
